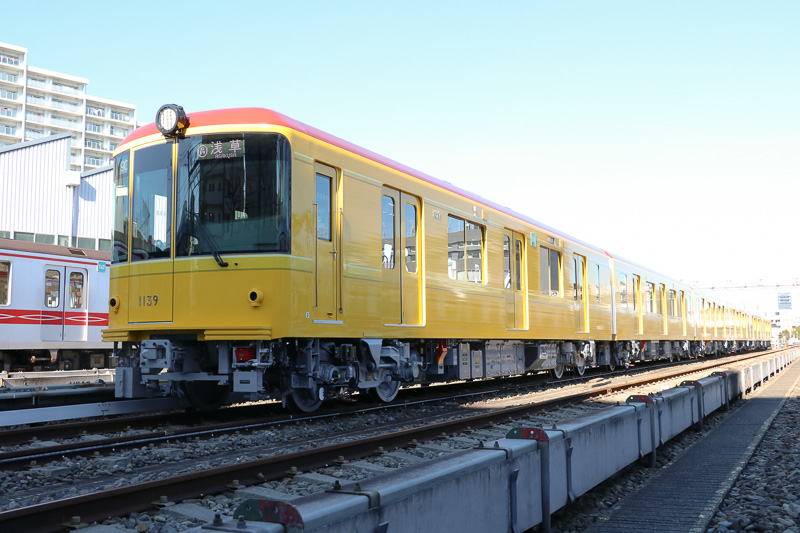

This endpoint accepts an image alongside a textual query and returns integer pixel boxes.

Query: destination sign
[196,139,244,160]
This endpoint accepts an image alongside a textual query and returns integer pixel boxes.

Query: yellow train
[104,104,770,411]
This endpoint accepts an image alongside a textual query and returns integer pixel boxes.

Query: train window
[404,202,417,273]
[447,216,464,280]
[515,239,522,291]
[572,257,584,301]
[0,261,9,306]
[632,277,638,310]
[45,269,60,308]
[382,195,395,269]
[174,133,292,256]
[112,150,129,263]
[668,290,676,317]
[503,236,512,288]
[656,284,663,315]
[69,272,84,309]
[539,246,560,296]
[131,143,172,261]
[619,274,628,307]
[447,215,483,283]
[645,282,654,313]
[595,264,601,304]
[317,174,332,241]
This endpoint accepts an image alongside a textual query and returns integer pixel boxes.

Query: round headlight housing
[156,104,188,137]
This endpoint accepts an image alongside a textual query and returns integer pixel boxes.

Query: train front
[104,105,294,409]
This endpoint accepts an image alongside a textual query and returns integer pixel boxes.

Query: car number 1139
[139,295,159,306]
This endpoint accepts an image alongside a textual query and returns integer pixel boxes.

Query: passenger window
[595,264,601,304]
[657,284,664,315]
[0,261,9,306]
[316,174,332,241]
[514,239,522,291]
[619,274,628,307]
[447,215,483,283]
[539,246,560,296]
[381,195,395,269]
[45,269,60,308]
[645,282,654,313]
[503,236,512,289]
[404,202,416,273]
[69,272,84,309]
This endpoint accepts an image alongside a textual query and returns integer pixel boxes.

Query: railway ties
[0,350,793,532]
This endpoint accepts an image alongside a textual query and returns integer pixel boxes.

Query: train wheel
[550,364,565,379]
[574,358,586,376]
[287,387,323,413]
[606,357,616,372]
[370,378,400,403]
[181,381,231,411]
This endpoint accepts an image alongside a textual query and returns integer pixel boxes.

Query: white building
[0,133,112,251]
[0,41,136,173]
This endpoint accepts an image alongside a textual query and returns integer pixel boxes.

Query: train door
[503,230,525,329]
[681,290,687,336]
[633,275,642,334]
[573,254,588,333]
[41,266,88,341]
[400,193,421,325]
[313,164,339,322]
[381,188,421,325]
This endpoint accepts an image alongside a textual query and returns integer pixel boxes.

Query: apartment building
[0,42,136,172]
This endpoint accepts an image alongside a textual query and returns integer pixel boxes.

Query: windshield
[176,133,291,256]
[111,132,291,264]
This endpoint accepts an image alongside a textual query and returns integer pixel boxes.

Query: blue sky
[5,1,799,305]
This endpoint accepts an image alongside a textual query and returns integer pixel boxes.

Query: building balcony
[26,78,46,90]
[0,55,24,71]
[0,90,20,103]
[0,74,22,87]
[51,100,82,115]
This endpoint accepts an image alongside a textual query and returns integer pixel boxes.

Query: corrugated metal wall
[0,134,111,244]
[75,165,112,242]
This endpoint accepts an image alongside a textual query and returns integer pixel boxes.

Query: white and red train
[0,238,111,371]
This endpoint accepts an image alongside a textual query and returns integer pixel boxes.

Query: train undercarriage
[113,336,767,412]
[1,349,112,372]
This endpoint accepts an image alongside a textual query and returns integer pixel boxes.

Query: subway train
[104,104,770,412]
[0,238,111,371]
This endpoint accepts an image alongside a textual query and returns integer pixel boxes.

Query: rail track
[0,349,783,532]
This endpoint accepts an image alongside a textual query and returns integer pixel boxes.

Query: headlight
[155,104,188,137]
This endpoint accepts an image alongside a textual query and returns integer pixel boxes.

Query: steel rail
[0,348,786,533]
[0,348,770,468]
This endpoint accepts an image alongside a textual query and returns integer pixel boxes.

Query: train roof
[0,237,110,262]
[120,108,607,256]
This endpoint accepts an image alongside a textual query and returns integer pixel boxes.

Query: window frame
[0,260,10,306]
[539,245,561,297]
[446,214,484,284]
